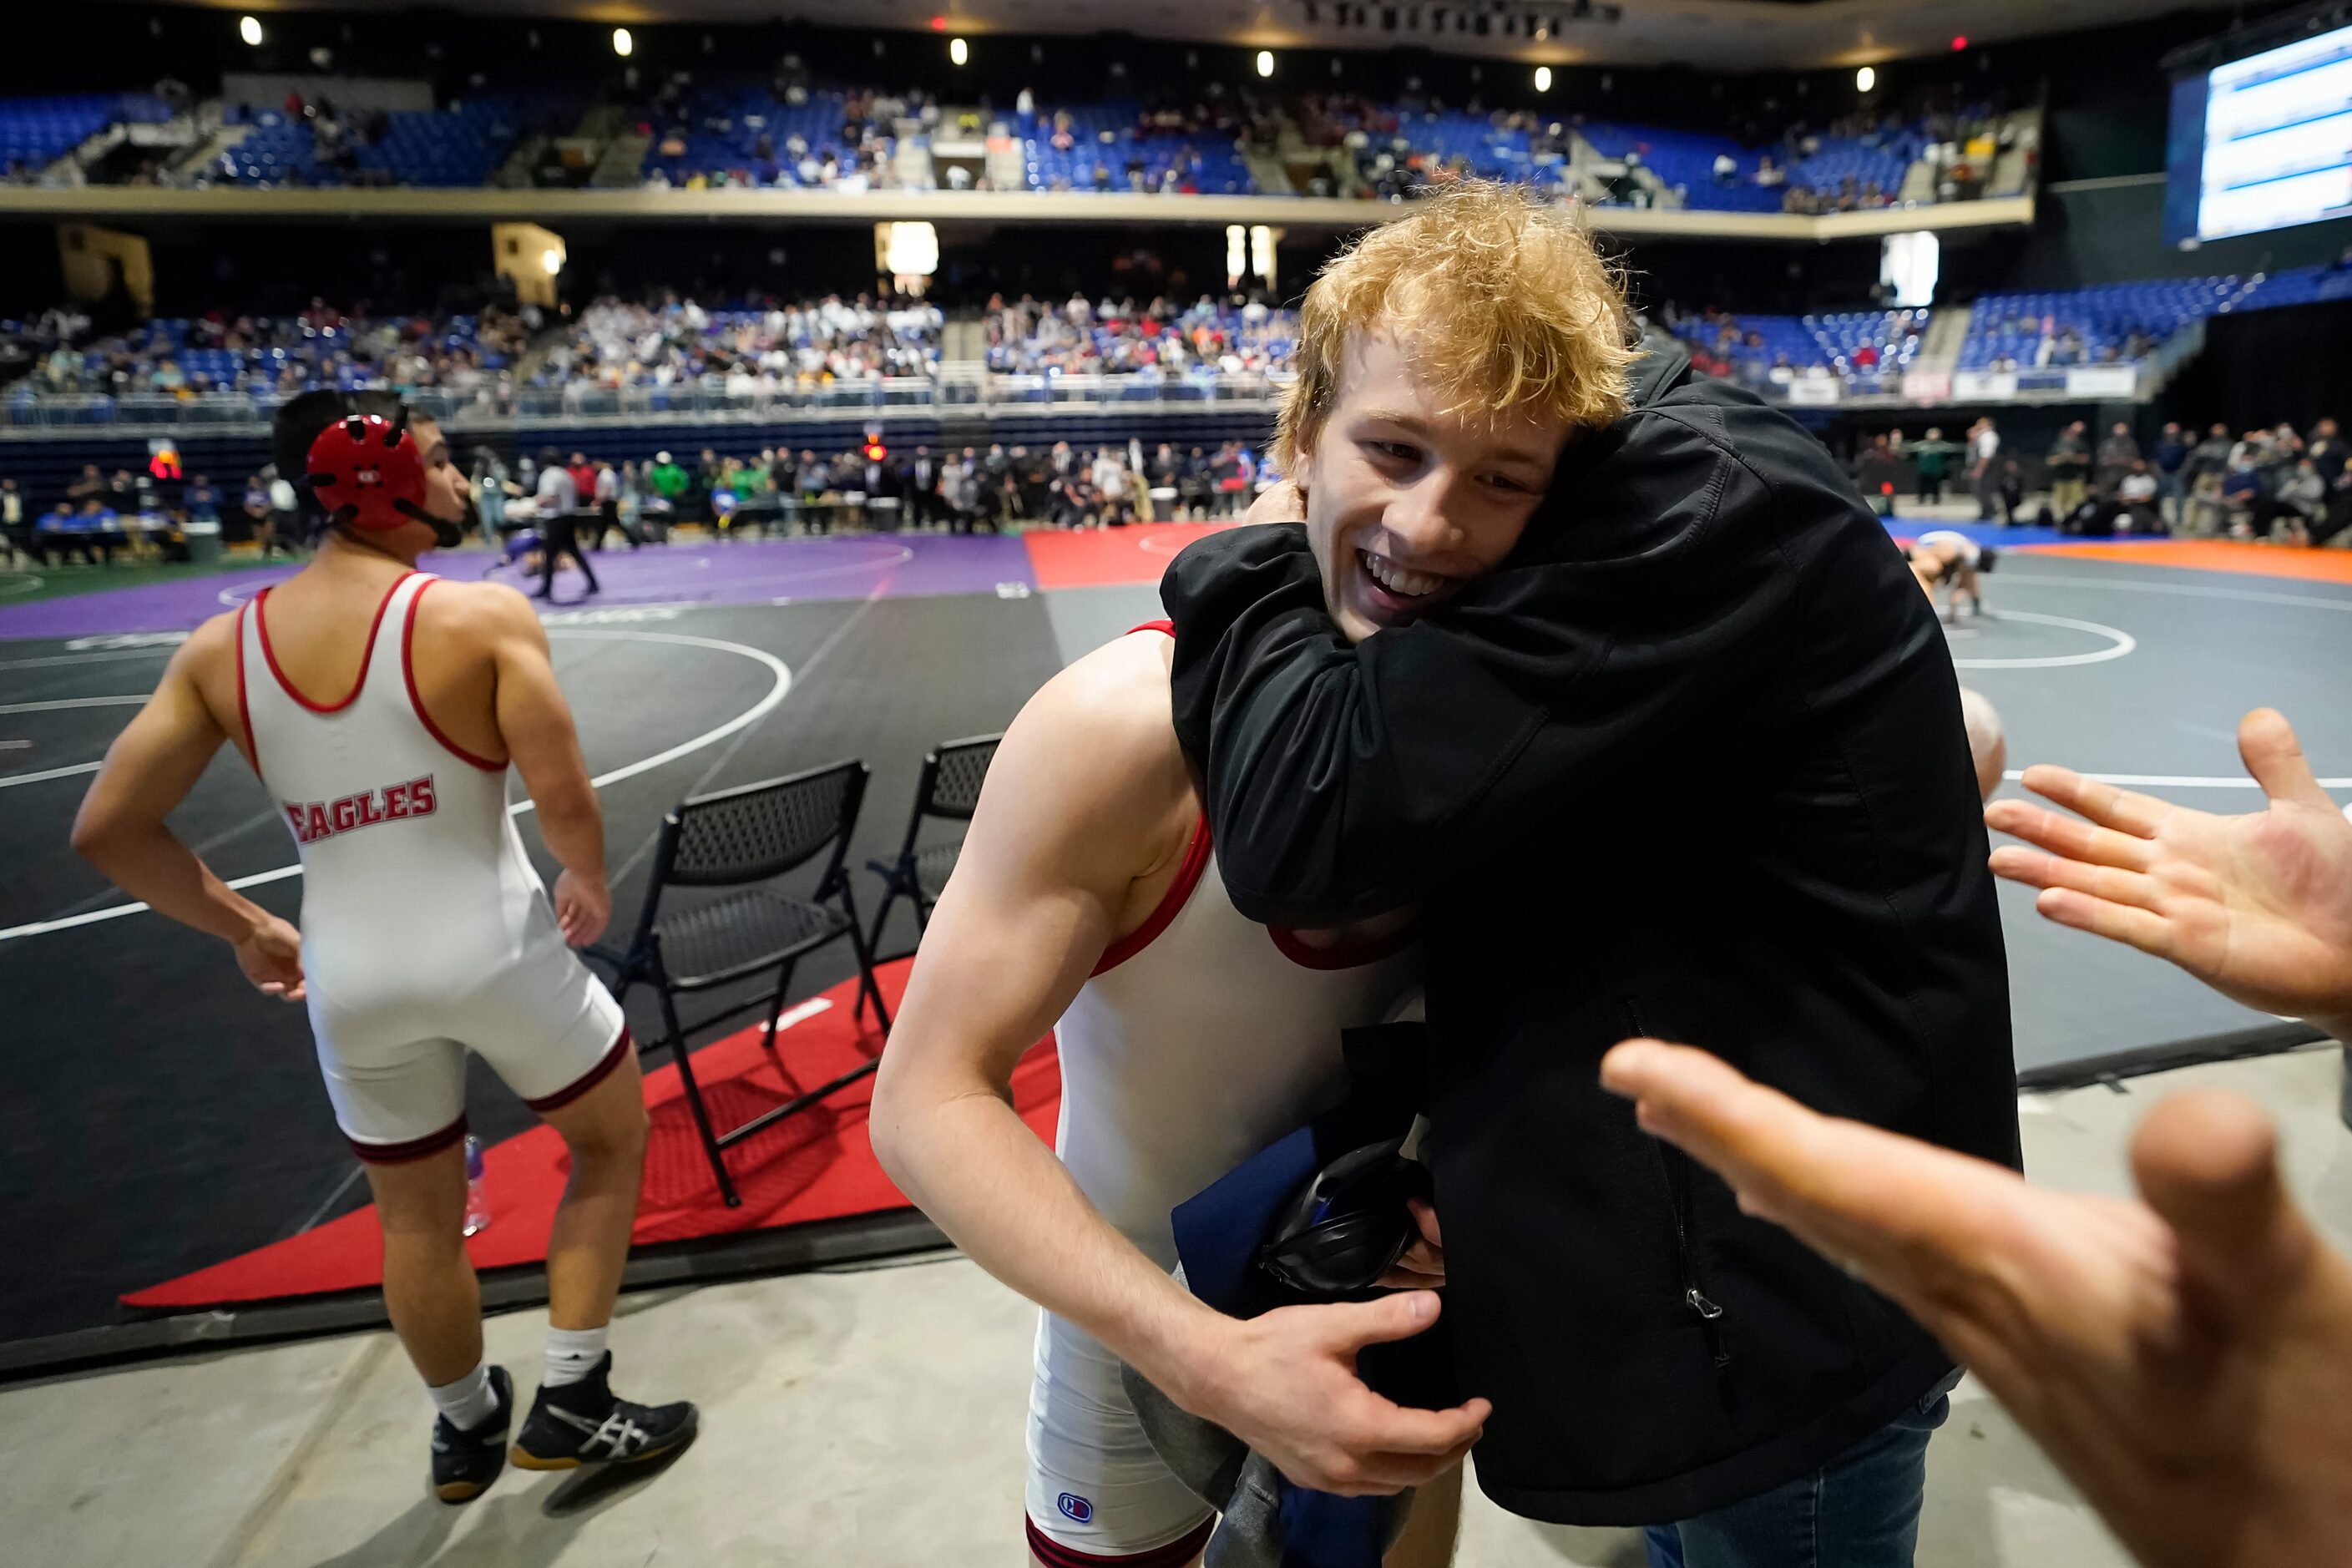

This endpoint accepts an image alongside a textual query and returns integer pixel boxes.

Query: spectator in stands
[183,473,219,528]
[2183,422,2234,535]
[2219,457,2267,537]
[2096,422,2141,494]
[1910,427,1960,504]
[72,497,120,564]
[2251,458,2324,544]
[67,464,105,508]
[1998,453,2027,526]
[470,450,510,545]
[32,500,83,565]
[646,451,689,515]
[2046,421,2092,518]
[2059,478,2119,538]
[2151,422,2190,529]
[899,445,938,530]
[1852,433,1900,517]
[590,460,640,550]
[2116,461,2162,534]
[2307,417,2346,485]
[0,478,23,566]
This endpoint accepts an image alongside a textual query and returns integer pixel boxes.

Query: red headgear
[305,413,427,533]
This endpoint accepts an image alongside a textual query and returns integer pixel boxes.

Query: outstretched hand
[1599,1038,2352,1568]
[1985,707,2352,1037]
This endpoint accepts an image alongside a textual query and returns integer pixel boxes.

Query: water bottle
[463,1136,491,1237]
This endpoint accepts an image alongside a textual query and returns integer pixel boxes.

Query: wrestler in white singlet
[1914,529,1981,568]
[240,569,625,1161]
[1024,628,1421,1568]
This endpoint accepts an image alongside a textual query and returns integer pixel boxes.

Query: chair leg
[857,872,907,1021]
[865,872,904,965]
[758,957,799,1067]
[837,881,894,1036]
[657,976,742,1208]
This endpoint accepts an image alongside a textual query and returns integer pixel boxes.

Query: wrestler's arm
[871,643,1486,1494]
[871,640,1211,1379]
[71,616,306,998]
[453,583,609,945]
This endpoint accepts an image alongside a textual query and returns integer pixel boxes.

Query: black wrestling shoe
[510,1354,697,1472]
[431,1365,512,1505]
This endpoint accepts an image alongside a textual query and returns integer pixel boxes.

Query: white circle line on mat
[1993,572,2352,613]
[0,695,151,716]
[1947,608,2136,670]
[0,629,792,944]
[0,761,103,790]
[0,647,180,670]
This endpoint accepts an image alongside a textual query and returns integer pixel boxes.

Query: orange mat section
[2021,540,2352,584]
[1023,521,1241,589]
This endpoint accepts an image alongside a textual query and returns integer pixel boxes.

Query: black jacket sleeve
[1163,402,1844,928]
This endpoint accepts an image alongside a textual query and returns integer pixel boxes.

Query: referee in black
[531,445,598,600]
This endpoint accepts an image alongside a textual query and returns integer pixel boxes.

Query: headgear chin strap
[303,408,466,549]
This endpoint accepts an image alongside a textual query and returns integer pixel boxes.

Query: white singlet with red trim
[1024,628,1420,1565]
[237,570,625,1160]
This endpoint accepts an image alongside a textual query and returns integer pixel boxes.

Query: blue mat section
[1878,520,2117,548]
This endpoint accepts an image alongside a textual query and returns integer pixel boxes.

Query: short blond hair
[1273,182,1637,472]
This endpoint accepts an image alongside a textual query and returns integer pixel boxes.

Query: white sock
[543,1324,609,1389]
[428,1363,499,1431]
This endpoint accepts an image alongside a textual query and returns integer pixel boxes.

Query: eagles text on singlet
[283,774,438,846]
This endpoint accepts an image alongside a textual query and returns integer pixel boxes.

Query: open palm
[1985,707,2352,1029]
[1599,1039,2352,1568]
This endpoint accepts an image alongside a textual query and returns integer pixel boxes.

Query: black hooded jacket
[1161,341,2017,1525]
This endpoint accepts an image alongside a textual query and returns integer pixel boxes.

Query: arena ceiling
[139,0,2234,70]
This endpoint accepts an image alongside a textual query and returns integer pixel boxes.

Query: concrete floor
[4,1043,2345,1568]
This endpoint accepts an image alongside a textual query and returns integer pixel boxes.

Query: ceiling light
[1535,66,1553,92]
[238,14,262,47]
[949,36,969,65]
[1257,49,1275,78]
[612,28,633,58]
[1855,66,1875,92]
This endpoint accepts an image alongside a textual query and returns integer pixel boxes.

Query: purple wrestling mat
[0,534,1039,640]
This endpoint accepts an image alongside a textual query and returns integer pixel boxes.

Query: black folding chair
[864,732,1003,964]
[589,761,891,1207]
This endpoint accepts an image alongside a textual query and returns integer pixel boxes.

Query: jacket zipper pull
[1687,1286,1732,1368]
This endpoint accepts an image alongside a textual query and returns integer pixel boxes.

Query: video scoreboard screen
[2165,23,2352,245]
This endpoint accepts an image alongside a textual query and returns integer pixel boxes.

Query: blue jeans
[1642,1375,1956,1568]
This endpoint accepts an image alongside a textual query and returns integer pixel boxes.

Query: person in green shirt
[1910,426,1962,504]
[646,451,689,503]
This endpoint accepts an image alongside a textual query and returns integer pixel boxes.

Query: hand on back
[1176,1292,1487,1497]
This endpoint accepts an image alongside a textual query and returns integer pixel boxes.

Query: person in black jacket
[1161,184,2016,1560]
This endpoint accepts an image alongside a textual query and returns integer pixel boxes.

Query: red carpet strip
[124,959,1060,1309]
